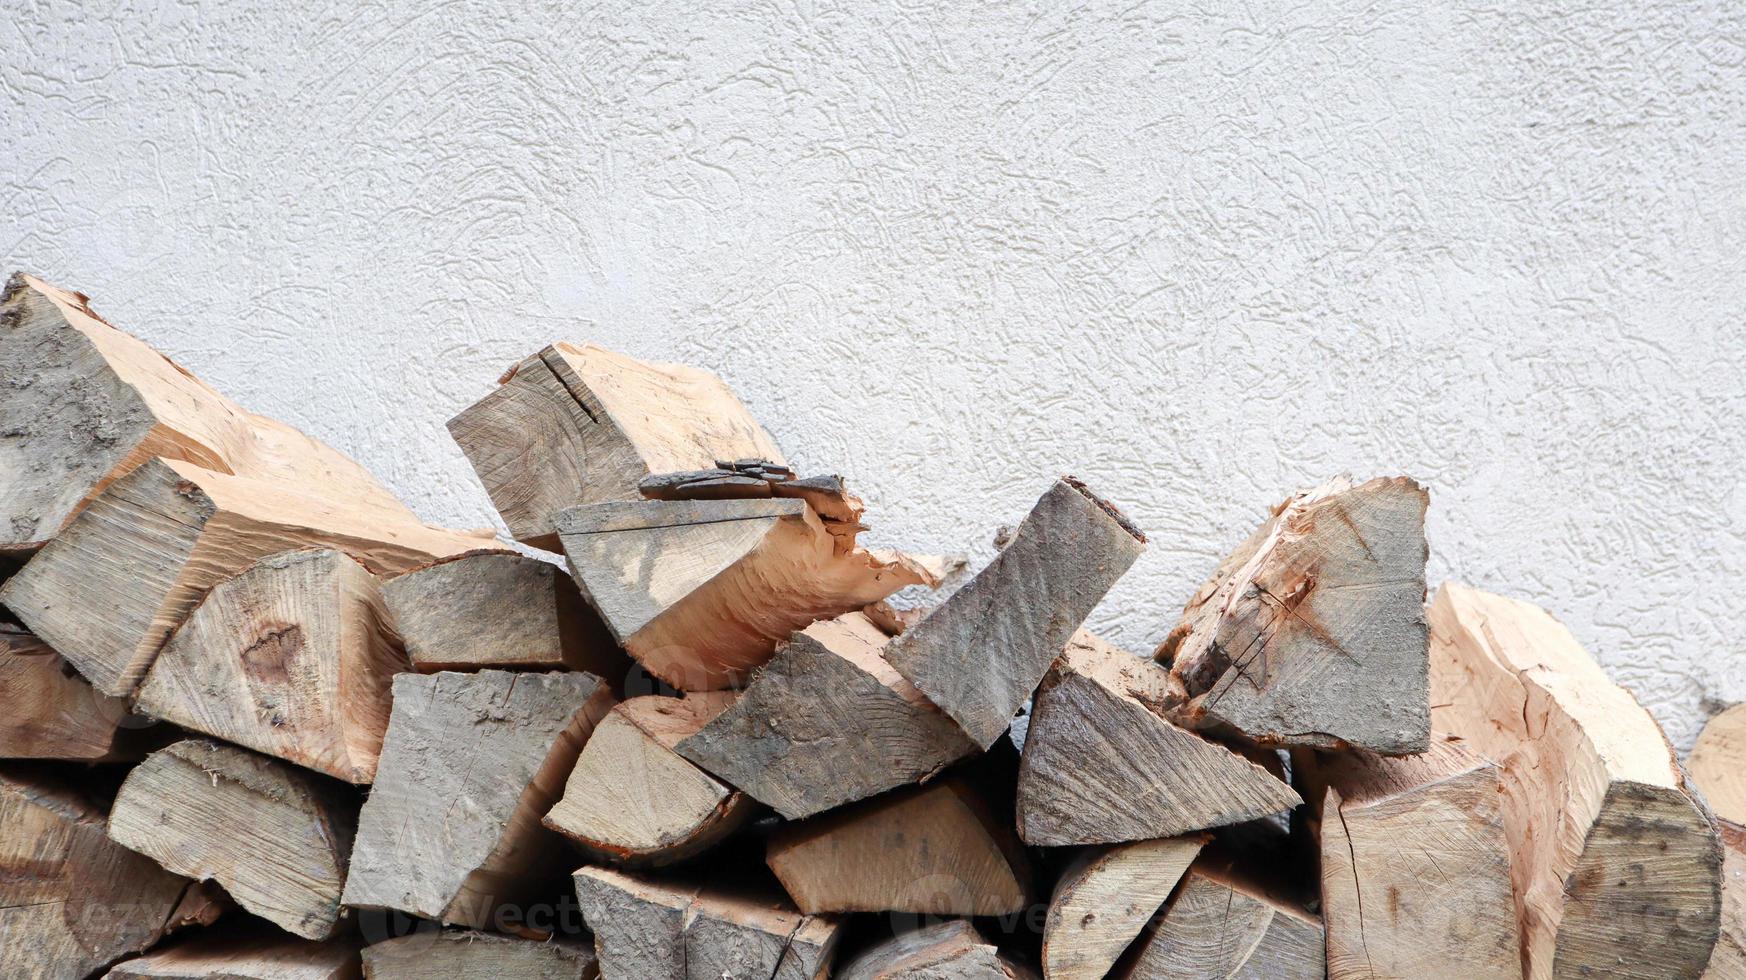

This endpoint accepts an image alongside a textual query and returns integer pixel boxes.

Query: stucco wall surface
[5,2,1745,748]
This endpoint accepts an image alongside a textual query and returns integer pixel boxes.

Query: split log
[766,776,1031,916]
[1042,836,1205,980]
[1301,731,1518,979]
[839,920,1037,980]
[543,693,755,866]
[1015,633,1299,845]
[0,456,483,697]
[362,929,597,979]
[342,669,614,928]
[382,550,624,677]
[1120,854,1324,979]
[676,611,977,819]
[0,624,153,760]
[108,739,356,940]
[106,931,360,980]
[134,549,402,783]
[1160,475,1430,754]
[0,766,211,980]
[885,477,1146,749]
[447,342,785,547]
[1693,703,1746,825]
[557,497,935,690]
[640,463,866,524]
[1706,822,1746,979]
[1429,582,1722,980]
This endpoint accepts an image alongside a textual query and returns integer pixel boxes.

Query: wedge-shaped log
[766,777,1031,916]
[1,457,482,697]
[1121,854,1324,979]
[1043,836,1205,980]
[543,693,754,866]
[676,611,977,819]
[135,549,402,783]
[1016,633,1299,845]
[886,477,1145,749]
[0,624,152,760]
[1430,582,1721,980]
[1706,822,1746,979]
[106,931,360,980]
[558,498,933,690]
[1162,475,1430,754]
[343,669,613,928]
[448,342,785,546]
[362,929,597,979]
[1693,704,1746,826]
[839,920,1037,980]
[1302,732,1518,979]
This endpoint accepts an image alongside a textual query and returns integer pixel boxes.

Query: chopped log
[106,931,361,980]
[676,611,977,819]
[557,497,935,690]
[382,549,625,677]
[0,765,209,980]
[1160,475,1430,754]
[886,477,1146,749]
[766,776,1031,916]
[1015,633,1300,845]
[1301,731,1518,979]
[1693,703,1746,825]
[838,920,1038,980]
[1120,854,1324,979]
[543,694,755,866]
[362,929,597,979]
[342,669,614,928]
[1429,582,1721,980]
[1705,821,1746,979]
[640,464,866,525]
[0,623,154,760]
[108,739,355,940]
[447,342,785,547]
[1042,836,1205,980]
[134,548,402,783]
[0,456,483,697]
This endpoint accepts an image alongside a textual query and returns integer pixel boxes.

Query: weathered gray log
[838,920,1038,980]
[0,624,154,760]
[1121,854,1324,979]
[1706,821,1746,979]
[106,931,361,979]
[361,929,598,979]
[1042,836,1205,980]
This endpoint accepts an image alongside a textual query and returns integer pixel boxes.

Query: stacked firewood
[0,270,1738,979]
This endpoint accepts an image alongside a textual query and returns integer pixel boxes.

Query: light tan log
[1162,475,1430,754]
[0,456,484,697]
[1705,821,1746,979]
[676,611,977,819]
[0,624,153,760]
[106,931,361,979]
[447,341,785,547]
[543,693,754,866]
[343,669,614,928]
[1430,582,1721,980]
[1121,855,1325,979]
[839,920,1038,980]
[362,929,597,979]
[1693,704,1746,826]
[1302,731,1518,979]
[886,477,1146,749]
[135,549,402,783]
[558,497,935,690]
[1042,836,1204,980]
[1016,632,1299,846]
[766,776,1031,916]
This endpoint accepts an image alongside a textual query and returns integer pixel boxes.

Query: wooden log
[134,548,402,783]
[1161,475,1430,755]
[1430,582,1722,980]
[766,776,1031,916]
[542,693,755,866]
[1301,731,1518,979]
[362,929,597,979]
[1693,704,1746,825]
[1705,822,1746,979]
[1041,836,1205,980]
[838,920,1038,980]
[0,623,154,760]
[342,669,614,928]
[1015,632,1299,846]
[382,550,625,677]
[676,611,977,819]
[557,498,935,690]
[106,931,361,980]
[0,456,484,697]
[885,477,1146,749]
[1120,854,1324,979]
[447,342,785,547]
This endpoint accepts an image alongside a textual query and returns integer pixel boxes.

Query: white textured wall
[6,2,1745,748]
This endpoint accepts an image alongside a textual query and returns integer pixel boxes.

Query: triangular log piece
[1041,836,1205,980]
[342,670,614,928]
[134,548,403,783]
[1161,475,1430,754]
[447,342,785,547]
[838,920,1038,980]
[108,739,356,940]
[1692,703,1746,825]
[1119,853,1324,979]
[1016,633,1300,846]
[1705,821,1746,979]
[0,457,483,697]
[361,928,598,979]
[557,498,935,690]
[766,776,1031,916]
[0,623,154,760]
[382,549,625,677]
[1430,582,1722,980]
[543,694,755,867]
[1299,731,1518,979]
[105,931,361,980]
[675,611,977,820]
[885,477,1146,749]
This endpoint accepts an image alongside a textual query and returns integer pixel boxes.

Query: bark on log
[1041,836,1205,980]
[838,920,1038,980]
[106,931,361,980]
[361,929,598,979]
[1119,854,1324,979]
[1693,704,1746,826]
[0,624,153,760]
[1705,822,1746,979]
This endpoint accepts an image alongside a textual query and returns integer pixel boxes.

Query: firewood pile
[0,270,1740,979]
